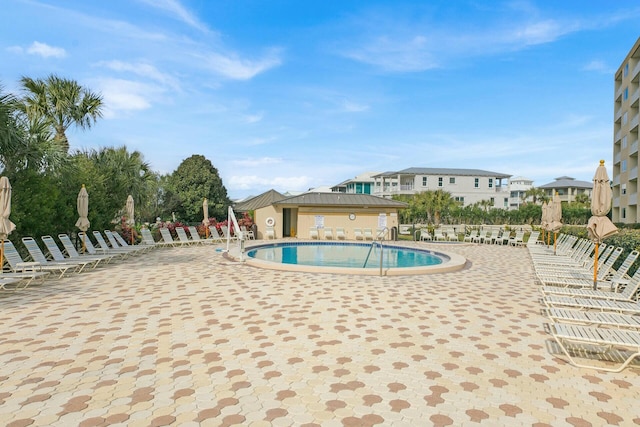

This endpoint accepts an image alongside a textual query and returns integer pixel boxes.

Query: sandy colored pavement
[1,241,639,426]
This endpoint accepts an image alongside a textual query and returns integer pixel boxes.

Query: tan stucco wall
[296,207,399,240]
[254,205,401,239]
[253,205,281,239]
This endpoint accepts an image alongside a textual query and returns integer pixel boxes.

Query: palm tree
[524,187,546,204]
[19,74,103,152]
[0,84,23,173]
[427,189,456,225]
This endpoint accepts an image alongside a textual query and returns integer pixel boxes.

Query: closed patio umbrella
[126,195,135,244]
[550,192,563,254]
[203,198,210,238]
[587,160,618,289]
[0,177,16,269]
[541,201,550,246]
[75,185,90,253]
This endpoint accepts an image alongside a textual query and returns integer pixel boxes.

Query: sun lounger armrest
[16,261,41,271]
[609,278,630,292]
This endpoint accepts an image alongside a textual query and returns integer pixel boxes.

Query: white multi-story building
[612,37,640,223]
[371,167,512,209]
[508,176,534,209]
[331,172,377,194]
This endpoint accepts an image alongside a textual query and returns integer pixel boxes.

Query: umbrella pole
[82,233,86,254]
[593,243,599,290]
[553,232,557,255]
[1,239,4,271]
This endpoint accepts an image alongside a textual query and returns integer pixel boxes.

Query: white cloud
[232,157,282,167]
[92,78,162,118]
[583,60,613,74]
[96,60,181,90]
[243,113,264,124]
[200,48,283,80]
[26,41,67,58]
[341,100,370,113]
[228,175,313,191]
[137,0,209,32]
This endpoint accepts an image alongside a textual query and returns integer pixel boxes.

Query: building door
[283,208,297,237]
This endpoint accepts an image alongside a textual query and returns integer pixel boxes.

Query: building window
[504,198,508,207]
[622,159,627,172]
[623,135,628,148]
[624,87,629,100]
[422,177,427,186]
[624,62,629,77]
[488,178,493,188]
[455,196,464,204]
[438,177,443,187]
[490,197,495,205]
[622,184,627,195]
[449,177,455,184]
[623,112,628,125]
[474,178,479,188]
[622,207,626,219]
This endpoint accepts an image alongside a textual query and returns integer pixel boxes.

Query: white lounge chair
[41,235,98,272]
[546,307,640,329]
[354,228,364,240]
[220,225,237,241]
[542,278,640,310]
[509,231,525,246]
[336,227,346,240]
[463,229,478,242]
[241,226,255,240]
[1,239,57,283]
[104,230,149,254]
[58,233,114,264]
[309,227,319,239]
[550,322,640,372]
[140,228,172,248]
[265,226,275,240]
[324,227,334,240]
[92,231,135,257]
[21,237,80,278]
[208,226,224,242]
[363,228,374,240]
[539,249,637,291]
[419,230,432,241]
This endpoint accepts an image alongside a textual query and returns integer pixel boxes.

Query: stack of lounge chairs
[529,232,640,372]
[1,227,225,291]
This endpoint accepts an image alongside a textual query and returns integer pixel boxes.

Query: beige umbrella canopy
[126,195,135,244]
[550,192,563,254]
[203,198,210,238]
[0,177,16,269]
[541,201,550,245]
[75,185,90,253]
[587,160,618,289]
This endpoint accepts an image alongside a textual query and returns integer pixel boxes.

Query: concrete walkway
[1,242,638,426]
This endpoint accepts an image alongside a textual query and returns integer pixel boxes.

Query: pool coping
[225,240,468,276]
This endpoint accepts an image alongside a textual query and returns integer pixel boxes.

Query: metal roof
[373,167,511,178]
[275,192,408,207]
[233,189,287,211]
[538,177,593,189]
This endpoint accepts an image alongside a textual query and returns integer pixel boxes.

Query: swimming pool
[241,241,467,276]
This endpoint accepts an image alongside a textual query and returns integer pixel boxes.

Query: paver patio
[1,241,639,426]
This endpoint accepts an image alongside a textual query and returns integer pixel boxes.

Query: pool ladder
[363,227,388,276]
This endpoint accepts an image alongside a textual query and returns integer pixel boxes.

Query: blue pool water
[246,242,446,269]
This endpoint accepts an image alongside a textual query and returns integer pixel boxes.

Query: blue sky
[2,0,639,200]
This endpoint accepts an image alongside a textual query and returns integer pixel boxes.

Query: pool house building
[235,190,407,240]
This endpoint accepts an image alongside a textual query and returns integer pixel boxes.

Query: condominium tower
[612,37,640,223]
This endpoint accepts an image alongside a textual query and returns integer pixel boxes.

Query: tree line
[1,75,231,246]
[393,189,591,226]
